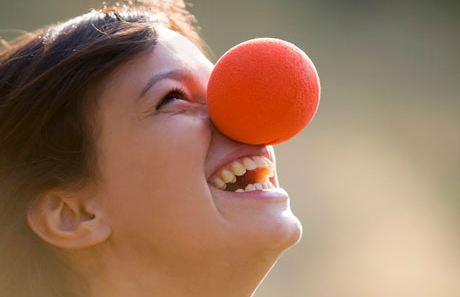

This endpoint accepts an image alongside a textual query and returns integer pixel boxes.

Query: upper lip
[206,145,273,182]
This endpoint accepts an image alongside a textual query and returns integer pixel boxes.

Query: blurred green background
[1,0,459,296]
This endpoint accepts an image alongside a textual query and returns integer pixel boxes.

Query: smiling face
[92,27,302,266]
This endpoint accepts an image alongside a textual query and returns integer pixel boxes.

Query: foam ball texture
[207,38,320,145]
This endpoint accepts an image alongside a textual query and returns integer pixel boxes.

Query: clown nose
[207,38,320,145]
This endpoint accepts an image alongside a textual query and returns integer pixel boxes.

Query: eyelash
[156,87,188,110]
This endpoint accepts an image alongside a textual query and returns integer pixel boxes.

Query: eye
[156,87,188,110]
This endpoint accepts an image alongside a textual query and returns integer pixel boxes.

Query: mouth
[209,155,276,192]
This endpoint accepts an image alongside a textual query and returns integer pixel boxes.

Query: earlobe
[27,191,111,249]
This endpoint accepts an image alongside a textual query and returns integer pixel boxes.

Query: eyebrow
[138,69,192,100]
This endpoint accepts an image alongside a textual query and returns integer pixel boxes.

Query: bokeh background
[1,0,459,296]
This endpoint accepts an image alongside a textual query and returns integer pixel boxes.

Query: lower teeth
[235,182,273,192]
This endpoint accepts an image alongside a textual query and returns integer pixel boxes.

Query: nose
[197,91,247,148]
[207,110,260,152]
[196,83,251,149]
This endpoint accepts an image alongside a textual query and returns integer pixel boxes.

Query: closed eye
[156,87,188,110]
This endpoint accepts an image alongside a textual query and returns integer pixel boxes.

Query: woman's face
[93,27,302,263]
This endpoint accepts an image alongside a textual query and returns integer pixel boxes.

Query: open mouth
[210,156,275,192]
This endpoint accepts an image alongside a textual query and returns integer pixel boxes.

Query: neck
[84,246,282,297]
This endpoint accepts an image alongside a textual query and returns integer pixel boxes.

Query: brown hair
[0,2,206,296]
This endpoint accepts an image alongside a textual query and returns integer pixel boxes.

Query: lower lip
[209,186,289,202]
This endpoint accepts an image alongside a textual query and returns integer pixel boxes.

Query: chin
[247,205,303,252]
[216,198,303,253]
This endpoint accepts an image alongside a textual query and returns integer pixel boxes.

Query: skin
[27,27,302,297]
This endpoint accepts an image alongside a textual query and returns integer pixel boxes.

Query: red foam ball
[207,38,320,145]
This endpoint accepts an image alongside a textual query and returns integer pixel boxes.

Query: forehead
[96,26,213,107]
[155,26,213,75]
[118,26,212,83]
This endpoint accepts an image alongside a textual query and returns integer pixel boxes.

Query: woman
[0,1,302,296]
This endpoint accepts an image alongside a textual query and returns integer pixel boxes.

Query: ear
[27,190,111,249]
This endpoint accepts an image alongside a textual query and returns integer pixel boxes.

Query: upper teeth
[231,161,246,176]
[242,158,257,170]
[212,156,274,191]
[253,156,269,168]
[221,169,235,183]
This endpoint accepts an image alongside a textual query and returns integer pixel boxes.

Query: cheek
[99,113,213,246]
[145,113,211,182]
